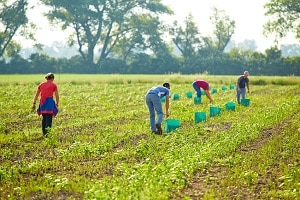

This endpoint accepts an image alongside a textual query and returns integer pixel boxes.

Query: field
[0,74,300,199]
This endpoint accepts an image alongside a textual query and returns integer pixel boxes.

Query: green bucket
[210,106,221,117]
[194,97,201,104]
[241,98,250,106]
[225,102,236,111]
[230,84,235,90]
[173,93,180,100]
[161,96,166,102]
[195,112,206,123]
[222,86,227,91]
[186,91,193,98]
[211,88,217,94]
[165,119,180,133]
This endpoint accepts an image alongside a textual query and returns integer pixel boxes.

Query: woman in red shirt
[32,73,59,137]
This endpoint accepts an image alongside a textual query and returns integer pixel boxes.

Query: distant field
[0,74,300,85]
[0,74,299,199]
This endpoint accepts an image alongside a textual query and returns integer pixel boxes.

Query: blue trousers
[236,88,246,104]
[145,93,163,132]
[192,82,202,98]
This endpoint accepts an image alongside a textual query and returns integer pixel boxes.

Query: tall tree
[169,14,203,60]
[210,7,235,54]
[112,14,170,64]
[264,0,300,41]
[264,46,284,74]
[194,8,235,73]
[40,0,172,68]
[0,0,29,58]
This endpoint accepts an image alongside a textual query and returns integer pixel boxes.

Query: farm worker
[32,73,59,137]
[192,80,214,103]
[236,71,250,104]
[145,82,170,135]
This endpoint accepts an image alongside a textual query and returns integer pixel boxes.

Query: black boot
[156,124,162,135]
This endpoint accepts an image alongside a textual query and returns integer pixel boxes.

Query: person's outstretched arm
[165,95,170,118]
[205,90,213,104]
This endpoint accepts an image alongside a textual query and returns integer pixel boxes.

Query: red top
[38,81,57,104]
[195,80,209,90]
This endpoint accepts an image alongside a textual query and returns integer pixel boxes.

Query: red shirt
[38,81,57,104]
[195,80,209,90]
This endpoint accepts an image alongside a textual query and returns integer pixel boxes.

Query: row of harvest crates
[164,97,250,133]
[161,84,236,102]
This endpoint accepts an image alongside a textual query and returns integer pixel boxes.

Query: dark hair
[45,73,54,80]
[163,82,170,89]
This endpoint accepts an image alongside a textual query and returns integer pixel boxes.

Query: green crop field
[0,74,299,199]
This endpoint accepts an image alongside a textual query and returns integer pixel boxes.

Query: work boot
[156,124,162,135]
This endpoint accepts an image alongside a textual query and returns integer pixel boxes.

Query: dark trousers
[42,114,53,136]
[192,82,202,98]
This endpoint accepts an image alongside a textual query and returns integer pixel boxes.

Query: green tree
[112,14,171,65]
[284,56,300,75]
[189,8,235,74]
[29,53,56,73]
[41,0,172,70]
[169,14,202,60]
[7,54,30,73]
[264,0,300,40]
[0,0,29,58]
[99,58,127,73]
[264,46,284,75]
[248,51,266,75]
[210,7,235,54]
[128,53,152,74]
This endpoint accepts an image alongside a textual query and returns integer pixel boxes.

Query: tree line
[0,0,299,75]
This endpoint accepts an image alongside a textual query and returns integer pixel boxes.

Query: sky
[21,0,299,52]
[161,0,299,51]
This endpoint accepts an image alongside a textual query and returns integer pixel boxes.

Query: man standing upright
[236,71,250,104]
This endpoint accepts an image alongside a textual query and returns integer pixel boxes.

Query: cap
[244,71,249,76]
[163,82,170,89]
[45,72,54,80]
